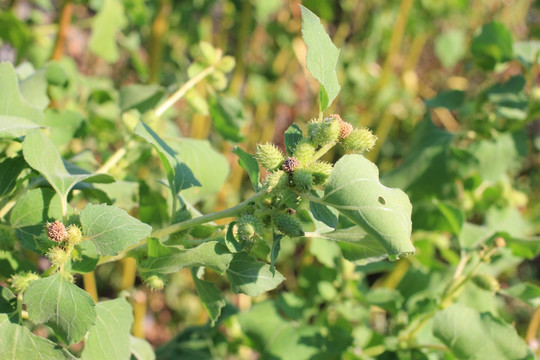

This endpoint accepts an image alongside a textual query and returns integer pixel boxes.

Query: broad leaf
[433,304,533,360]
[0,62,43,138]
[22,130,114,210]
[80,204,152,256]
[23,274,96,345]
[191,268,226,325]
[0,314,74,359]
[226,252,285,296]
[208,95,246,142]
[89,0,127,63]
[434,29,466,68]
[130,336,156,360]
[81,298,134,360]
[310,200,338,229]
[225,222,244,253]
[139,241,233,274]
[320,155,414,258]
[119,84,164,113]
[0,155,26,197]
[300,5,340,111]
[471,21,514,70]
[284,124,303,155]
[425,90,465,110]
[134,121,200,200]
[233,146,259,190]
[310,226,388,263]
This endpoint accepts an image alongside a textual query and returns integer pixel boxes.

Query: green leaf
[0,11,32,62]
[458,222,493,251]
[81,298,133,360]
[433,304,533,360]
[167,138,228,204]
[139,241,233,274]
[130,335,156,360]
[425,90,465,110]
[70,241,100,274]
[0,62,44,138]
[191,268,225,325]
[514,40,540,66]
[435,200,464,236]
[19,66,50,110]
[10,188,64,253]
[43,110,85,148]
[208,95,246,142]
[0,314,74,359]
[23,274,97,345]
[501,283,540,308]
[309,237,340,268]
[320,155,414,259]
[284,124,303,155]
[89,0,127,63]
[300,5,340,111]
[22,130,114,211]
[233,146,260,190]
[434,29,466,68]
[270,232,283,275]
[311,226,388,263]
[0,286,17,317]
[226,252,285,296]
[0,155,26,198]
[471,21,514,70]
[365,288,404,315]
[80,203,152,256]
[134,121,200,199]
[225,222,244,253]
[119,84,164,113]
[310,200,338,229]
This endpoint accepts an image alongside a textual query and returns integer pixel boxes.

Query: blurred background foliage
[2,0,540,358]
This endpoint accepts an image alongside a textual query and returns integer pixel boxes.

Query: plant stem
[51,0,73,61]
[148,0,171,83]
[83,272,98,302]
[97,142,131,174]
[310,142,337,163]
[97,189,268,266]
[150,189,267,238]
[154,65,216,117]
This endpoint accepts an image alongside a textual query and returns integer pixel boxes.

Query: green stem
[97,189,268,266]
[41,264,59,278]
[154,65,216,117]
[310,142,337,164]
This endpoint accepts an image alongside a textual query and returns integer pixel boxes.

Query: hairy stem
[154,65,216,117]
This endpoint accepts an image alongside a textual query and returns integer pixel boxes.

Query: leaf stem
[154,65,216,117]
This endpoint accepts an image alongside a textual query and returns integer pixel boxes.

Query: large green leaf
[233,146,259,190]
[9,188,64,253]
[134,121,200,200]
[310,226,388,263]
[81,298,133,360]
[23,274,97,345]
[167,138,229,204]
[433,304,533,360]
[191,268,226,325]
[139,241,233,274]
[300,5,340,112]
[22,130,114,212]
[80,203,152,256]
[226,252,285,296]
[0,314,74,359]
[471,21,514,70]
[319,155,414,259]
[89,0,127,63]
[130,336,156,360]
[0,62,43,138]
[119,84,164,113]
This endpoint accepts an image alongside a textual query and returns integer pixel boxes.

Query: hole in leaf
[378,196,386,205]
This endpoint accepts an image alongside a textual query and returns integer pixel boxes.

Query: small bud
[338,120,353,139]
[273,213,304,237]
[66,225,83,245]
[342,128,377,153]
[293,142,316,164]
[307,161,333,185]
[292,169,313,192]
[264,170,289,191]
[282,157,300,173]
[47,220,68,243]
[255,143,284,171]
[10,272,40,294]
[47,246,71,266]
[472,274,500,293]
[494,237,506,248]
[237,215,264,243]
[145,274,166,291]
[308,118,341,146]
